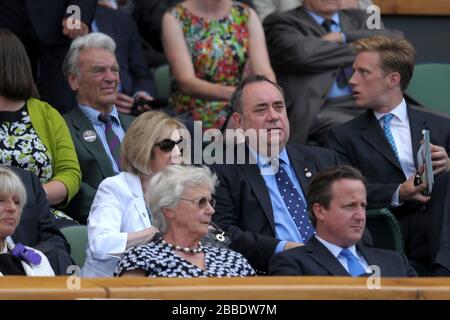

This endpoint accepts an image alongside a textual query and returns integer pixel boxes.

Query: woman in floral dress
[162,0,275,130]
[0,30,81,227]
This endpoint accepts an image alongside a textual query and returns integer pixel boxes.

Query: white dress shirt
[373,99,416,205]
[315,235,369,274]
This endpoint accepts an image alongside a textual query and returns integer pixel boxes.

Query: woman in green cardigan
[0,29,81,226]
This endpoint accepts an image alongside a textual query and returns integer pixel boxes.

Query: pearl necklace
[161,239,203,254]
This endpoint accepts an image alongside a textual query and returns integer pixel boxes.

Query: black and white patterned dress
[115,241,256,277]
[0,104,73,222]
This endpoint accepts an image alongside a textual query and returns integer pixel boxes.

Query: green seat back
[366,208,404,253]
[154,64,171,98]
[60,225,88,267]
[406,63,450,116]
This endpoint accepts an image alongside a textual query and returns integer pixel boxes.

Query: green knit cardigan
[27,98,81,207]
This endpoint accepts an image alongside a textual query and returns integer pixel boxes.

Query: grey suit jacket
[64,107,135,224]
[269,236,417,277]
[264,6,400,143]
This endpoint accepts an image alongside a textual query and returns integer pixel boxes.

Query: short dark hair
[230,74,284,114]
[307,165,366,225]
[351,35,415,92]
[0,29,39,99]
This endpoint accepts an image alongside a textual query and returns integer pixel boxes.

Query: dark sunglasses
[155,137,183,152]
[179,197,216,209]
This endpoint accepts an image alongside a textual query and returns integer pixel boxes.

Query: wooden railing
[1,276,450,299]
[373,0,450,16]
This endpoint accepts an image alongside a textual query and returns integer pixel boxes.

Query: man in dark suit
[63,33,135,224]
[92,2,156,114]
[212,75,339,273]
[7,165,73,275]
[0,0,97,113]
[270,165,417,277]
[326,36,450,276]
[263,0,399,144]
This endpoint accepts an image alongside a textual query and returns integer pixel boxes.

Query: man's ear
[388,72,401,88]
[312,203,326,223]
[232,112,243,129]
[67,73,80,91]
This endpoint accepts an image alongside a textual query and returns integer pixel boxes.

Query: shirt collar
[315,235,358,259]
[307,10,340,27]
[248,145,289,169]
[373,98,408,123]
[78,104,121,125]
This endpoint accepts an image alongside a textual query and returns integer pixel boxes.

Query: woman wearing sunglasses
[115,165,255,277]
[82,111,186,277]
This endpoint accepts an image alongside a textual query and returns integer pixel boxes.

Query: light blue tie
[382,113,400,160]
[340,248,366,277]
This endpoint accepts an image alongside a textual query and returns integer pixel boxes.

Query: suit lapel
[360,111,404,174]
[239,147,276,233]
[287,145,316,193]
[94,7,114,36]
[408,106,428,168]
[69,107,115,178]
[306,237,349,276]
[297,7,327,35]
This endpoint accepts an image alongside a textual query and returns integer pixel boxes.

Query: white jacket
[82,172,151,277]
[0,240,55,276]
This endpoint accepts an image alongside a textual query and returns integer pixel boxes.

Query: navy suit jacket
[10,166,73,275]
[326,105,450,209]
[94,5,155,97]
[212,143,340,272]
[269,236,417,277]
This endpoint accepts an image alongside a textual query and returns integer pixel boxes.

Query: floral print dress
[0,105,74,222]
[169,1,250,130]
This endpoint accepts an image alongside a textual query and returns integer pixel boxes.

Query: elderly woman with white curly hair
[115,165,255,277]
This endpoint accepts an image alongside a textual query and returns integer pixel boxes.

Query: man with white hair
[63,33,135,224]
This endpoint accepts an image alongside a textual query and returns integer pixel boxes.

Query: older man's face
[68,47,119,112]
[303,0,340,16]
[234,80,290,155]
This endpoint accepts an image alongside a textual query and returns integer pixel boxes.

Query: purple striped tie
[98,114,121,170]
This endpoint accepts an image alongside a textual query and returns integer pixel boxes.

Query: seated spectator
[162,0,275,130]
[82,111,186,277]
[270,165,417,277]
[254,0,372,21]
[9,165,73,275]
[0,0,96,114]
[92,1,157,115]
[63,33,136,223]
[116,165,256,277]
[326,36,450,276]
[0,166,54,276]
[212,75,339,273]
[263,0,399,144]
[0,29,81,228]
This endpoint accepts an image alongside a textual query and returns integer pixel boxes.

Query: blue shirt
[249,147,310,254]
[307,11,352,99]
[78,105,126,174]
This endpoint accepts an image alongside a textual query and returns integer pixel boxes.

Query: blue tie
[382,113,400,160]
[340,248,366,277]
[275,162,314,242]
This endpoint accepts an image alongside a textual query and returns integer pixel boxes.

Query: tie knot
[322,19,333,32]
[382,113,395,125]
[98,113,112,124]
[339,248,354,259]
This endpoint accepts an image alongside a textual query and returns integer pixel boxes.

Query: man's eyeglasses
[155,137,183,152]
[179,197,216,209]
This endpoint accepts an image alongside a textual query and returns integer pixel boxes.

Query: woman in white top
[82,111,185,277]
[0,166,54,276]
